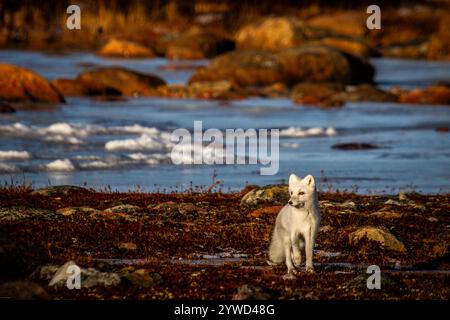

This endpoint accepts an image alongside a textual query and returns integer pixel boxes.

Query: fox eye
[290,191,293,195]
[298,191,305,195]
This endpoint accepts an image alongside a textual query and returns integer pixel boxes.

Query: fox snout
[288,197,304,208]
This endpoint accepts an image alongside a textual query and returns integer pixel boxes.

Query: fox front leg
[291,234,302,268]
[282,238,296,280]
[305,227,314,273]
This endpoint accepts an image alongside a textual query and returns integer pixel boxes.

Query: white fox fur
[268,174,321,278]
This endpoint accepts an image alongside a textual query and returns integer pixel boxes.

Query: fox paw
[282,273,296,280]
[266,260,279,266]
[305,266,315,273]
[293,257,302,268]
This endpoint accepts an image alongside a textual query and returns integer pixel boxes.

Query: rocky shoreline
[1,3,450,111]
[0,185,448,299]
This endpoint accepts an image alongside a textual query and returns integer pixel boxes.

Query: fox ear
[289,174,301,185]
[304,174,315,188]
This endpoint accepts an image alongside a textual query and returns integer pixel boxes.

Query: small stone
[232,285,271,300]
[240,185,289,207]
[120,268,162,288]
[331,143,379,150]
[370,211,402,219]
[118,242,137,251]
[56,207,99,216]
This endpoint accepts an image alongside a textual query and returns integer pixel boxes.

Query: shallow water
[0,51,449,193]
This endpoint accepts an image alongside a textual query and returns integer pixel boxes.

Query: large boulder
[189,45,374,87]
[398,84,450,105]
[166,28,234,59]
[189,50,286,87]
[98,39,156,58]
[235,16,331,50]
[349,226,406,252]
[240,185,289,207]
[307,12,367,38]
[0,64,64,103]
[51,78,122,97]
[77,67,166,96]
[427,13,450,60]
[30,185,90,196]
[311,38,378,58]
[277,46,374,85]
[0,101,16,113]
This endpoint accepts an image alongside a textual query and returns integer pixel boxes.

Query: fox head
[288,174,316,208]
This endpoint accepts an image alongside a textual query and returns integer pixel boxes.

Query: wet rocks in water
[332,143,379,150]
[342,84,398,103]
[51,78,122,97]
[43,261,121,288]
[0,281,50,300]
[398,84,450,105]
[232,284,272,300]
[189,50,286,87]
[277,46,374,85]
[427,13,450,60]
[155,80,241,100]
[292,83,397,107]
[240,185,289,207]
[30,185,90,196]
[0,101,16,113]
[77,67,166,97]
[189,45,374,87]
[98,39,156,58]
[0,64,64,103]
[292,82,344,107]
[349,226,406,252]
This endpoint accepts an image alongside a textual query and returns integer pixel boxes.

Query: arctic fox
[268,174,321,279]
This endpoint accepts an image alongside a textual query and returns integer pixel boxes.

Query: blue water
[0,50,449,193]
